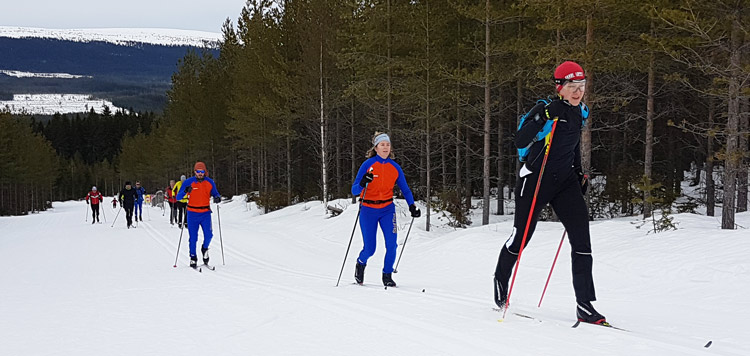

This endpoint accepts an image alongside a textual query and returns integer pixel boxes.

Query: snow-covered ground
[0,26,221,47]
[0,70,91,79]
[0,94,124,115]
[1,197,747,355]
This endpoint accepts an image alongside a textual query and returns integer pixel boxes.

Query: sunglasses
[195,170,205,174]
[563,81,586,93]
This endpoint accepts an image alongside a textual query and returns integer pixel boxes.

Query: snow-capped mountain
[0,26,221,48]
[0,27,221,112]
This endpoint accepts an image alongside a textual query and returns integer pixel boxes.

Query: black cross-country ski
[572,320,628,332]
[201,264,216,271]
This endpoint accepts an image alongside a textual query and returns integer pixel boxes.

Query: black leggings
[168,202,176,223]
[125,204,134,226]
[176,202,187,224]
[91,204,100,220]
[495,168,596,302]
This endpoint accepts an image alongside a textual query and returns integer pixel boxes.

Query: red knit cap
[554,61,585,92]
[194,161,207,175]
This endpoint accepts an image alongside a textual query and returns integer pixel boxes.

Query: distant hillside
[0,29,220,113]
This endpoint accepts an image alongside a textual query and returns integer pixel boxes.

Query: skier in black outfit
[493,61,606,325]
[119,181,138,229]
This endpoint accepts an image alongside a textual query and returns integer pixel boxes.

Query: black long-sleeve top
[515,97,586,174]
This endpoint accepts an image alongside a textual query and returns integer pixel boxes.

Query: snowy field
[0,26,221,47]
[0,94,124,115]
[0,70,91,79]
[1,196,748,355]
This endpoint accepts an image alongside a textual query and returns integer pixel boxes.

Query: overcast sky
[0,0,247,33]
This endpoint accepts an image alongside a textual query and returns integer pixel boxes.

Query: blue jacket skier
[351,132,420,287]
[134,181,146,221]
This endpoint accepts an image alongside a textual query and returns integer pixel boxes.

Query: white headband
[373,133,390,147]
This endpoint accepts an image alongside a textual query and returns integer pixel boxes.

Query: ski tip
[704,341,712,348]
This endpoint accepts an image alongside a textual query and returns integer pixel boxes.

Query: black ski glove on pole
[213,196,221,204]
[360,172,374,188]
[409,204,421,218]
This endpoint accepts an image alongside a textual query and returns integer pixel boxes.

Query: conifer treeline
[3,0,747,229]
[0,109,153,215]
[120,0,748,229]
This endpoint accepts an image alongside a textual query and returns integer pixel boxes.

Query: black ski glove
[359,172,374,188]
[214,196,221,204]
[575,167,589,195]
[184,186,193,194]
[409,204,421,218]
[86,200,89,205]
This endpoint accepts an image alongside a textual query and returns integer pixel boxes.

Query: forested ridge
[2,0,748,230]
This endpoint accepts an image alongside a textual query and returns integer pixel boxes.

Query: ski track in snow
[0,198,748,355]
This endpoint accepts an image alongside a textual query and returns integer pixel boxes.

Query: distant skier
[85,186,103,224]
[119,181,138,229]
[111,197,118,209]
[166,179,177,225]
[493,61,606,325]
[351,132,420,287]
[134,181,146,221]
[176,162,221,268]
[172,175,188,228]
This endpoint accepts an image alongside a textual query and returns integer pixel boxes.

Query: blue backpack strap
[579,102,589,128]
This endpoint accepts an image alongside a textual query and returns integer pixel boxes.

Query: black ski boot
[493,276,508,309]
[92,219,95,225]
[354,262,366,284]
[201,247,209,265]
[382,273,396,287]
[576,300,606,324]
[190,255,198,269]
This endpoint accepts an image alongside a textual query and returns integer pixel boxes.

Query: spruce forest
[1,0,748,230]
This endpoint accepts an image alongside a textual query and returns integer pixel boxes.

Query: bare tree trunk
[287,126,292,205]
[336,110,342,198]
[351,96,357,204]
[455,65,462,205]
[441,132,447,190]
[581,13,594,174]
[424,0,431,232]
[465,126,472,208]
[706,99,716,216]
[737,95,748,212]
[482,0,491,225]
[644,45,655,218]
[515,77,522,184]
[387,0,392,133]
[496,95,504,215]
[722,15,741,229]
[320,39,328,212]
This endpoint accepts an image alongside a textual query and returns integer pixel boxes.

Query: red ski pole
[503,118,559,318]
[538,230,566,308]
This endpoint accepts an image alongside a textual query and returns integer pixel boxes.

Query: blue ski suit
[134,185,146,218]
[351,155,415,274]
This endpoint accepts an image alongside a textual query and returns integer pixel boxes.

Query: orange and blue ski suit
[176,176,220,257]
[351,155,415,273]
